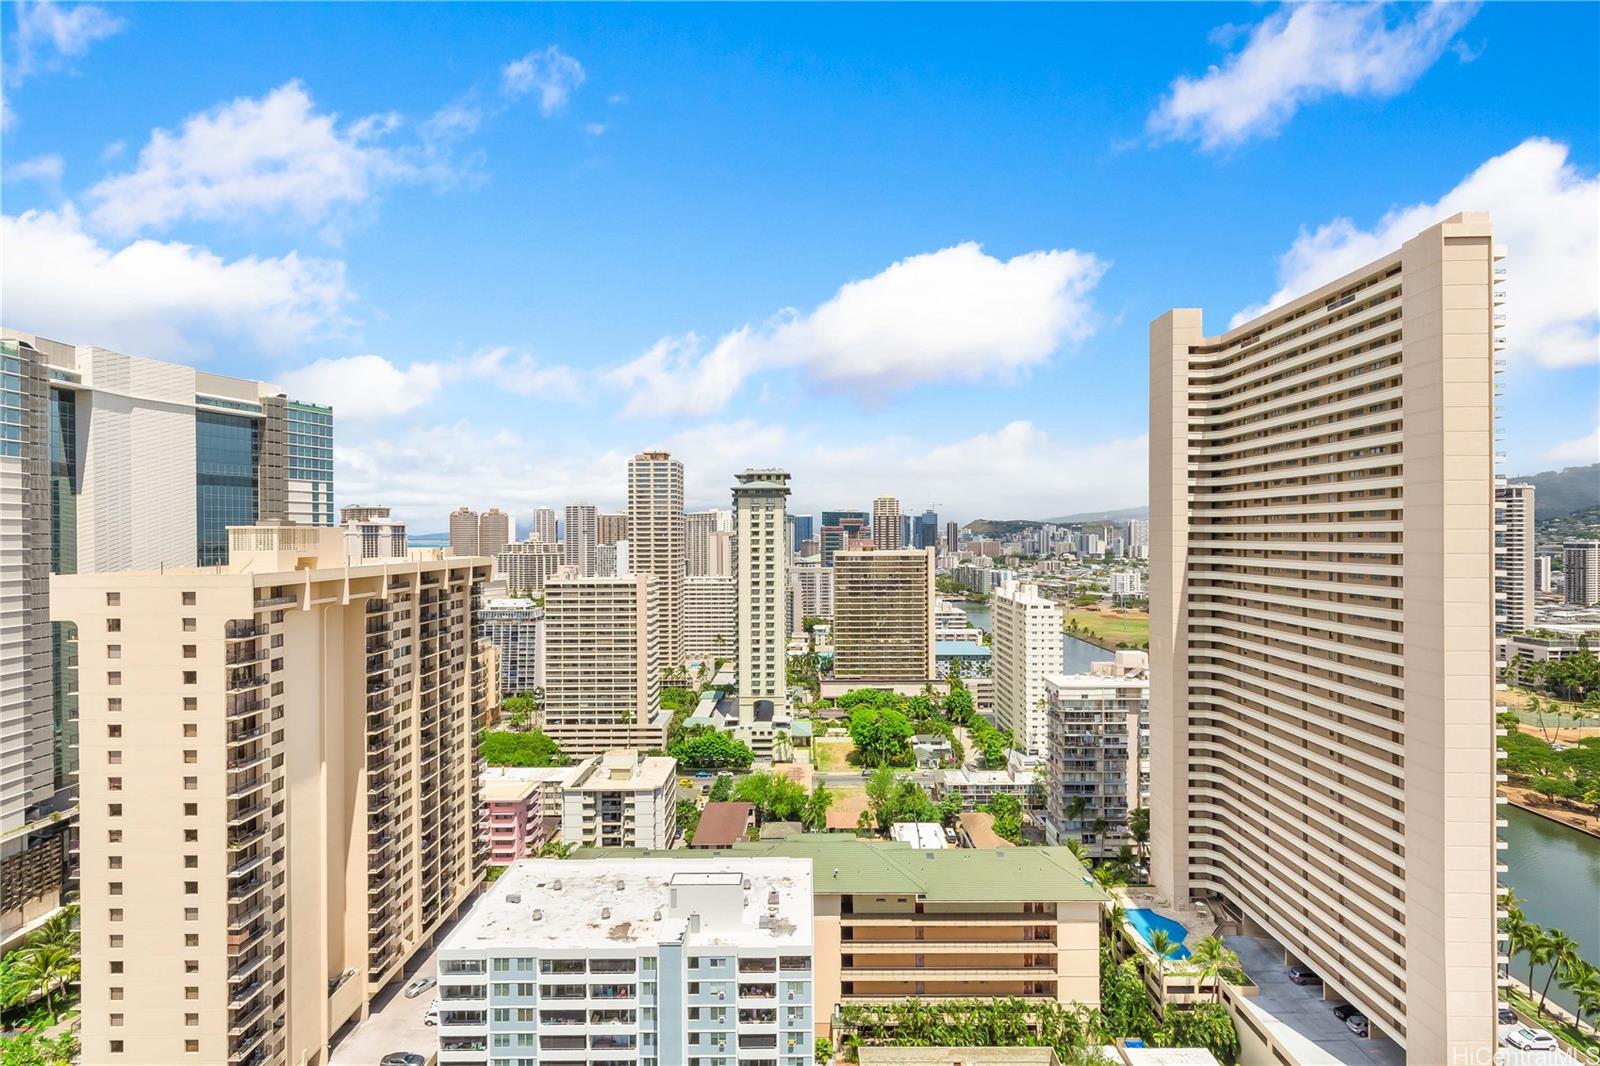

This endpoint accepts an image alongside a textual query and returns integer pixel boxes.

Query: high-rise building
[479,597,544,697]
[1565,540,1600,606]
[531,506,558,544]
[787,564,835,630]
[914,509,938,550]
[629,451,687,671]
[832,548,934,685]
[791,514,815,547]
[1495,483,1535,635]
[1534,554,1555,594]
[478,507,512,558]
[496,539,564,593]
[872,496,902,550]
[563,502,598,577]
[819,511,868,568]
[54,524,489,1066]
[991,582,1063,755]
[685,574,737,660]
[1127,518,1150,552]
[540,570,666,755]
[1149,213,1500,1059]
[1044,653,1150,859]
[944,520,959,554]
[595,539,630,578]
[597,511,629,546]
[449,506,480,557]
[341,507,408,561]
[0,330,335,948]
[686,509,734,576]
[734,470,790,724]
[436,857,814,1065]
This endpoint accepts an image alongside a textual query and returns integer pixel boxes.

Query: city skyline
[2,3,1595,532]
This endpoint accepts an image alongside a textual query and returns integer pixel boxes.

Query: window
[109,987,122,1000]
[184,803,197,816]
[108,910,122,922]
[108,698,121,712]
[185,987,198,1000]
[107,644,121,659]
[185,908,198,921]
[184,960,199,974]
[108,804,121,817]
[184,934,198,947]
[183,777,197,790]
[184,829,198,842]
[183,698,197,711]
[184,882,198,895]
[183,618,196,632]
[183,645,196,659]
[108,856,121,870]
[185,1014,198,1027]
[185,1041,199,1054]
[109,960,123,973]
[106,592,120,606]
[106,618,121,632]
[184,855,197,869]
[183,592,196,606]
[107,724,121,738]
[109,1014,122,1027]
[182,671,196,685]
[109,1041,123,1053]
[108,882,122,895]
[107,750,121,765]
[108,830,121,843]
[109,935,122,947]
[183,750,197,764]
[108,672,121,685]
[183,723,196,737]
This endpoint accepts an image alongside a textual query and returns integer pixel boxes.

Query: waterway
[950,599,1105,673]
[1500,802,1600,1017]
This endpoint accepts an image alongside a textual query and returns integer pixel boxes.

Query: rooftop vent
[616,880,625,891]
[553,879,563,891]
[602,907,612,919]
[507,893,522,903]
[742,878,752,890]
[531,909,544,921]
[767,890,780,906]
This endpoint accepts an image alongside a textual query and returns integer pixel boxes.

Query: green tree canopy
[480,729,570,767]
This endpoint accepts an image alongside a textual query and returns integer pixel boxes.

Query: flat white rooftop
[442,857,814,951]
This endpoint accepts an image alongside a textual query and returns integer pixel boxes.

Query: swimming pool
[1126,908,1191,960]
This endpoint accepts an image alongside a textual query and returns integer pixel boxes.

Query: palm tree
[533,839,577,859]
[1189,934,1241,1003]
[1539,930,1579,1015]
[1064,839,1091,865]
[1091,862,1128,892]
[773,732,795,764]
[1524,927,1555,1000]
[1146,930,1179,982]
[28,905,79,956]
[14,943,79,1023]
[1559,959,1600,1027]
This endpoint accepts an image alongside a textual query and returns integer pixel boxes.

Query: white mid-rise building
[1565,540,1600,606]
[558,750,678,849]
[1496,482,1535,634]
[734,470,790,726]
[436,857,814,1066]
[685,575,737,661]
[991,582,1062,755]
[1044,652,1150,859]
[479,597,545,697]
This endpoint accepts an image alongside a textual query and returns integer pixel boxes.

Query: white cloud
[1545,414,1600,465]
[1232,138,1599,369]
[1149,2,1478,150]
[6,0,126,86]
[1,204,352,357]
[332,416,1147,534]
[279,346,583,421]
[85,80,426,235]
[3,152,64,185]
[608,242,1107,417]
[501,46,585,114]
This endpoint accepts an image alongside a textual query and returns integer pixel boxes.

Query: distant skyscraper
[449,506,480,557]
[563,502,598,577]
[1496,483,1534,634]
[597,511,629,546]
[286,400,335,526]
[1566,540,1600,606]
[991,582,1062,755]
[791,514,815,546]
[734,469,790,723]
[1128,518,1150,551]
[821,509,869,529]
[686,509,734,576]
[944,520,959,553]
[832,548,934,684]
[872,496,902,550]
[915,509,938,550]
[497,539,564,592]
[628,451,686,670]
[478,507,512,558]
[819,512,868,568]
[532,507,558,544]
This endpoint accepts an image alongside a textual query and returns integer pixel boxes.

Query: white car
[1502,1027,1558,1052]
[1345,1014,1369,1038]
[403,975,436,998]
[423,998,439,1027]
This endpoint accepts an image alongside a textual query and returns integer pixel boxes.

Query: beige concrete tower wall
[449,507,479,557]
[872,496,902,550]
[540,573,663,756]
[832,549,935,683]
[628,452,686,670]
[1396,217,1498,1060]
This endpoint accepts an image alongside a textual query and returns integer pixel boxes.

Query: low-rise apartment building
[482,778,559,864]
[1044,652,1149,859]
[560,750,678,849]
[55,524,489,1066]
[436,857,815,1066]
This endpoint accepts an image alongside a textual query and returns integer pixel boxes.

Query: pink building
[482,778,555,863]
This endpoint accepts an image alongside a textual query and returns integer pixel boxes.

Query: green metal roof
[571,838,1106,903]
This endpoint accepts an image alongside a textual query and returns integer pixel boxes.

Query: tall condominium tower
[915,509,939,550]
[686,508,734,576]
[531,506,558,544]
[733,469,790,724]
[563,502,598,577]
[832,548,935,685]
[540,570,666,755]
[596,511,629,546]
[1495,482,1535,634]
[872,496,902,549]
[628,451,686,670]
[1149,213,1500,1060]
[944,520,959,553]
[0,330,335,948]
[55,524,490,1066]
[449,506,480,557]
[1566,540,1600,606]
[478,507,512,557]
[991,581,1063,755]
[495,539,565,593]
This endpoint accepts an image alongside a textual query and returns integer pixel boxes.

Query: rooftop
[693,802,756,848]
[566,750,677,792]
[443,857,813,950]
[481,779,540,803]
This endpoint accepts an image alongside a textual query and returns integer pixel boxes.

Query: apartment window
[108,672,121,685]
[108,882,122,895]
[108,804,121,817]
[185,1014,198,1027]
[184,908,198,921]
[185,1040,199,1055]
[182,592,196,606]
[184,882,198,895]
[108,698,121,713]
[183,618,196,632]
[108,856,121,870]
[182,777,197,791]
[184,829,198,842]
[106,618,121,632]
[107,751,121,765]
[106,592,120,606]
[183,750,197,764]
[109,1014,122,1027]
[109,987,122,1000]
[183,723,197,737]
[184,855,197,869]
[109,1041,123,1053]
[184,803,197,816]
[108,910,122,922]
[107,644,121,659]
[109,960,122,973]
[109,935,122,948]
[185,987,198,1000]
[182,671,196,685]
[184,960,199,974]
[183,645,197,659]
[108,830,121,843]
[183,698,197,711]
[107,724,121,738]
[184,934,199,948]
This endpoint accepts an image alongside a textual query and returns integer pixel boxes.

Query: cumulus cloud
[1,204,352,358]
[1149,2,1478,150]
[608,242,1107,417]
[84,80,438,235]
[334,416,1147,534]
[279,346,583,421]
[1231,138,1599,369]
[1545,414,1600,465]
[6,0,126,87]
[3,152,64,186]
[501,46,585,114]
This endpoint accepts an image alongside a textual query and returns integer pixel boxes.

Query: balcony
[228,1025,268,1063]
[226,672,268,694]
[226,774,269,800]
[225,621,261,641]
[228,850,268,881]
[227,876,267,904]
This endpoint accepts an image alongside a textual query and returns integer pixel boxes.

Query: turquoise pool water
[1127,908,1191,960]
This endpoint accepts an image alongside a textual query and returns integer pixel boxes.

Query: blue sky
[3,1,1597,530]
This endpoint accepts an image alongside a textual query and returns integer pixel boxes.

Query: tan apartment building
[991,581,1063,755]
[476,508,512,558]
[494,538,563,593]
[1496,482,1535,635]
[686,508,734,576]
[1149,212,1500,1060]
[596,510,629,546]
[831,548,935,690]
[55,524,490,1066]
[558,750,677,849]
[448,506,480,557]
[685,573,737,660]
[628,450,687,671]
[733,469,791,723]
[872,496,902,550]
[539,569,666,755]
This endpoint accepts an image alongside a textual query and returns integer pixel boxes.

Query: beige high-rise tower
[872,496,902,550]
[832,548,935,685]
[733,470,790,723]
[628,451,686,671]
[563,502,598,577]
[531,507,558,544]
[55,525,490,1066]
[1495,482,1535,635]
[477,507,512,558]
[1149,213,1500,1061]
[449,506,479,557]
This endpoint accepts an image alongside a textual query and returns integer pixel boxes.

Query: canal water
[1500,802,1600,1017]
[950,599,1106,673]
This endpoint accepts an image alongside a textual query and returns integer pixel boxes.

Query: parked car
[1345,1015,1369,1038]
[403,975,436,998]
[1502,1027,1558,1052]
[424,999,439,1027]
[1287,966,1321,985]
[1499,1006,1519,1025]
[1331,1004,1360,1022]
[943,826,958,845]
[380,1056,425,1066]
